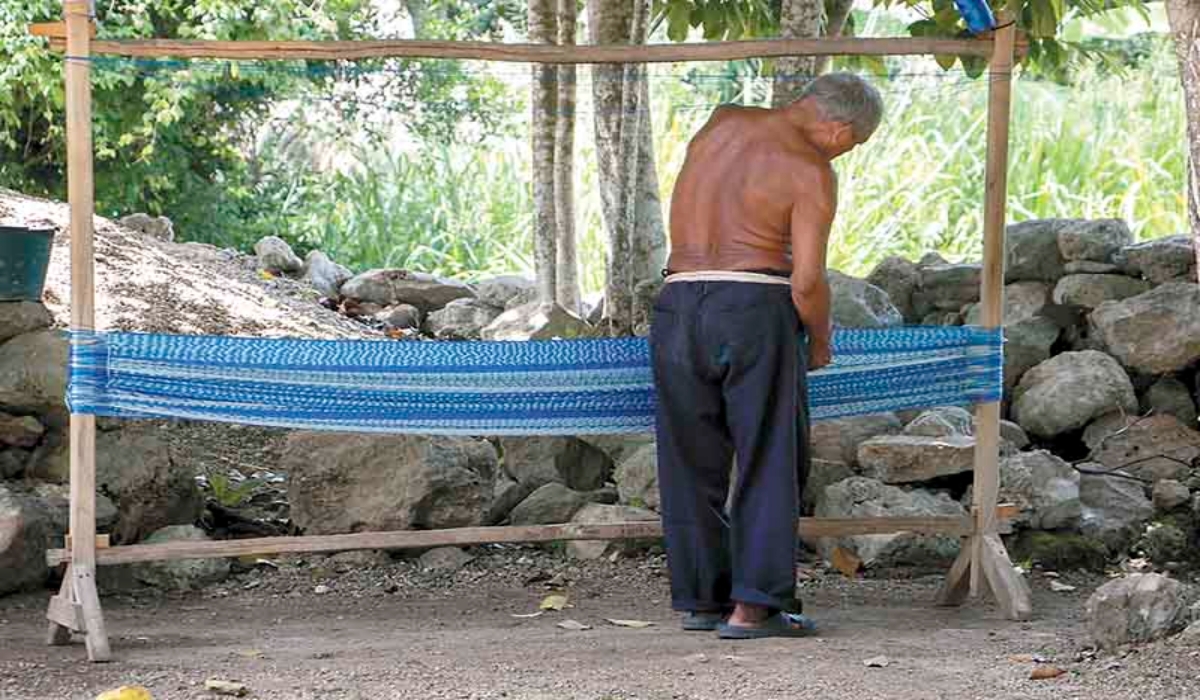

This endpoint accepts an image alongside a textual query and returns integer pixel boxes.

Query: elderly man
[650,73,883,639]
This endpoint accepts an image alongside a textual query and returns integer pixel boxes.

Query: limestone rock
[1115,235,1196,284]
[803,459,854,512]
[964,282,1052,326]
[1089,283,1200,374]
[0,484,52,595]
[810,413,902,466]
[374,304,422,331]
[1053,274,1151,310]
[913,264,981,316]
[1056,219,1133,263]
[566,504,659,560]
[253,236,303,274]
[30,481,118,534]
[865,256,921,322]
[481,301,591,341]
[126,525,230,590]
[1143,377,1198,429]
[95,424,204,544]
[816,477,964,569]
[1002,317,1061,390]
[1152,480,1191,512]
[0,413,44,448]
[857,435,975,484]
[902,406,973,438]
[579,435,655,466]
[1064,260,1121,275]
[283,432,497,535]
[342,269,476,312]
[485,475,537,526]
[1086,573,1193,649]
[1083,413,1200,484]
[997,450,1081,530]
[119,212,174,242]
[1011,351,1137,438]
[418,546,475,574]
[301,250,352,298]
[476,275,536,309]
[1006,220,1067,283]
[1079,469,1155,552]
[425,298,503,340]
[500,437,613,492]
[0,449,26,479]
[614,443,659,511]
[0,301,53,343]
[505,287,540,311]
[829,272,903,328]
[1000,420,1030,450]
[0,330,68,425]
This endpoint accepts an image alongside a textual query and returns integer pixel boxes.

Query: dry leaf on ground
[606,619,654,628]
[557,619,591,631]
[540,594,569,611]
[1030,665,1067,680]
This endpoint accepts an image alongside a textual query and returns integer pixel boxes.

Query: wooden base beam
[937,534,1032,620]
[48,507,1017,567]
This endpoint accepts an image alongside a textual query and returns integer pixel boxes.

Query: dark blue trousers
[650,279,809,613]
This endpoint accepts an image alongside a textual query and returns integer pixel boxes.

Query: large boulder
[0,484,52,595]
[253,236,303,274]
[475,275,536,309]
[902,406,973,438]
[964,282,1052,326]
[1011,351,1137,438]
[0,412,45,448]
[1079,468,1155,552]
[996,451,1081,530]
[119,212,175,241]
[810,413,902,466]
[424,298,504,340]
[580,435,655,466]
[481,301,591,341]
[857,435,975,484]
[1151,480,1191,512]
[508,482,603,525]
[565,503,659,560]
[1053,274,1151,310]
[301,250,353,298]
[283,432,497,535]
[802,459,854,512]
[341,269,476,312]
[1115,235,1196,284]
[1056,219,1134,263]
[94,424,203,544]
[913,264,981,317]
[1006,220,1067,283]
[829,272,903,328]
[0,301,53,343]
[1083,413,1200,484]
[1001,317,1061,390]
[614,443,659,511]
[1086,573,1194,649]
[1143,377,1198,428]
[500,437,613,492]
[0,330,68,426]
[816,477,964,569]
[0,450,26,479]
[1089,283,1200,374]
[865,256,921,322]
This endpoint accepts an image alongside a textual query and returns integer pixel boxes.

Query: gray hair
[799,73,884,140]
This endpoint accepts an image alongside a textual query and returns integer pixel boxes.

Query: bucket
[0,225,56,301]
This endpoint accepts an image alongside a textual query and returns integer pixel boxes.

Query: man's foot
[681,611,727,631]
[717,612,818,640]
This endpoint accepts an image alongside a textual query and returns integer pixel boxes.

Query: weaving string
[66,326,1003,435]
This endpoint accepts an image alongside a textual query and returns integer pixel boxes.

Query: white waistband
[663,270,792,286]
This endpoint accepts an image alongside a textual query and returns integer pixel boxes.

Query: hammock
[66,326,1004,435]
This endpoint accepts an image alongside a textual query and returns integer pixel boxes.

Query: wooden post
[45,0,112,662]
[937,13,1032,621]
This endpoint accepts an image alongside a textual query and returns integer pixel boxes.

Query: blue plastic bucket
[0,225,56,301]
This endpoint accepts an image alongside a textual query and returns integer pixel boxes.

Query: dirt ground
[2,551,1198,700]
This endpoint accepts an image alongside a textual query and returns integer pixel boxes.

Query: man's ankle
[729,603,769,624]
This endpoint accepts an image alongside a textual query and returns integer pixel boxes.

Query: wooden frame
[42,3,1029,662]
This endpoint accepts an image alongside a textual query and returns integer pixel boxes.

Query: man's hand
[808,338,832,371]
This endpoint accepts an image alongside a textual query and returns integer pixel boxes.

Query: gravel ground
[2,551,1198,700]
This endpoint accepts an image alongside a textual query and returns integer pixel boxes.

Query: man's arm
[789,167,837,369]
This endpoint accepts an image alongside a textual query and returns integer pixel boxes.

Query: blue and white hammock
[67,326,1003,435]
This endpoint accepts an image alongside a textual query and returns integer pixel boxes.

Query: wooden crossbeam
[38,35,1021,63]
[47,506,1017,567]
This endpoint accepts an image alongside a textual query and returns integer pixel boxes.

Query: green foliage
[206,472,261,509]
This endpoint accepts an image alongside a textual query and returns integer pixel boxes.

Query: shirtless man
[650,73,883,639]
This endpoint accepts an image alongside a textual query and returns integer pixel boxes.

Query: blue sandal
[682,611,727,631]
[717,612,818,639]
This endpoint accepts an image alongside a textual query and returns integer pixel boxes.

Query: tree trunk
[813,0,854,76]
[1166,0,1200,275]
[772,0,824,107]
[530,0,559,303]
[589,0,662,331]
[555,0,581,312]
